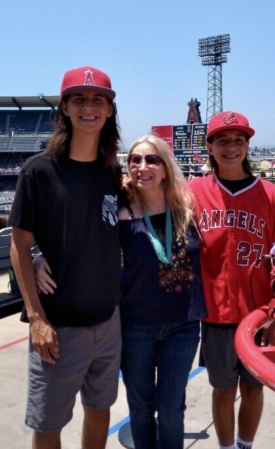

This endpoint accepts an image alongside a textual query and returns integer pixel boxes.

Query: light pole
[198,34,231,122]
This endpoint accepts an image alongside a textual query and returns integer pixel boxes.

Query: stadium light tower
[198,33,231,122]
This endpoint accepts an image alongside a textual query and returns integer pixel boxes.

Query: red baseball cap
[207,111,255,142]
[60,66,116,100]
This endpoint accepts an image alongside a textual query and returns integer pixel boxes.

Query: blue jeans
[120,321,200,449]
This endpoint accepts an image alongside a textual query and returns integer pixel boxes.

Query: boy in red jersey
[190,111,275,449]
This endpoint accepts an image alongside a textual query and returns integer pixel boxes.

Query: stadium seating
[10,135,39,151]
[0,108,53,153]
[0,110,53,135]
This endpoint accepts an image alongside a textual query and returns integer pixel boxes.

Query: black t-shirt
[9,152,121,327]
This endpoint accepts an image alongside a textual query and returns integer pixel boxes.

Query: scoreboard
[173,125,192,150]
[151,123,208,166]
[192,124,208,150]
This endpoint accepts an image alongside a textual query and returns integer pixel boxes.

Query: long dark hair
[46,96,121,166]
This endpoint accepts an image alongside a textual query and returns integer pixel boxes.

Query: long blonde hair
[127,135,197,239]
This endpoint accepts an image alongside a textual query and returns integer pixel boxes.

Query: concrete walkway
[1,278,275,448]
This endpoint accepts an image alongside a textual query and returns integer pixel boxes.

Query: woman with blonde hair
[119,134,206,449]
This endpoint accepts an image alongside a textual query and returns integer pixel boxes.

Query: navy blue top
[119,212,207,325]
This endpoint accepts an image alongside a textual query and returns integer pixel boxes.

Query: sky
[1,0,275,150]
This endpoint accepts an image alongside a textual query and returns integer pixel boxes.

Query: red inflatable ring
[235,299,275,391]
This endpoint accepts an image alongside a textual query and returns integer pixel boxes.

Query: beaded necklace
[143,207,172,264]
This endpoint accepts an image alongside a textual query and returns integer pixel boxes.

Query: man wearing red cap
[9,66,122,449]
[190,111,275,449]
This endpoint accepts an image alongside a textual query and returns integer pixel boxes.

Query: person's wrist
[28,308,45,324]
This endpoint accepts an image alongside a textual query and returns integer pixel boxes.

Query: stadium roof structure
[0,95,59,109]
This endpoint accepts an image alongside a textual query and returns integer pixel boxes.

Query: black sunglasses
[127,154,163,166]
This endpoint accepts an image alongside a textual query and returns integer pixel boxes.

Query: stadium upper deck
[0,96,59,210]
[0,95,58,153]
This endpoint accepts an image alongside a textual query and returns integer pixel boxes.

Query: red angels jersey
[189,175,275,324]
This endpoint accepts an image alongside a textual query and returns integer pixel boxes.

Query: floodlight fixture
[198,34,231,65]
[201,55,227,66]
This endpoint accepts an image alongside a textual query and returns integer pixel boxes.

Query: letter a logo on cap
[223,112,238,126]
[83,69,95,86]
